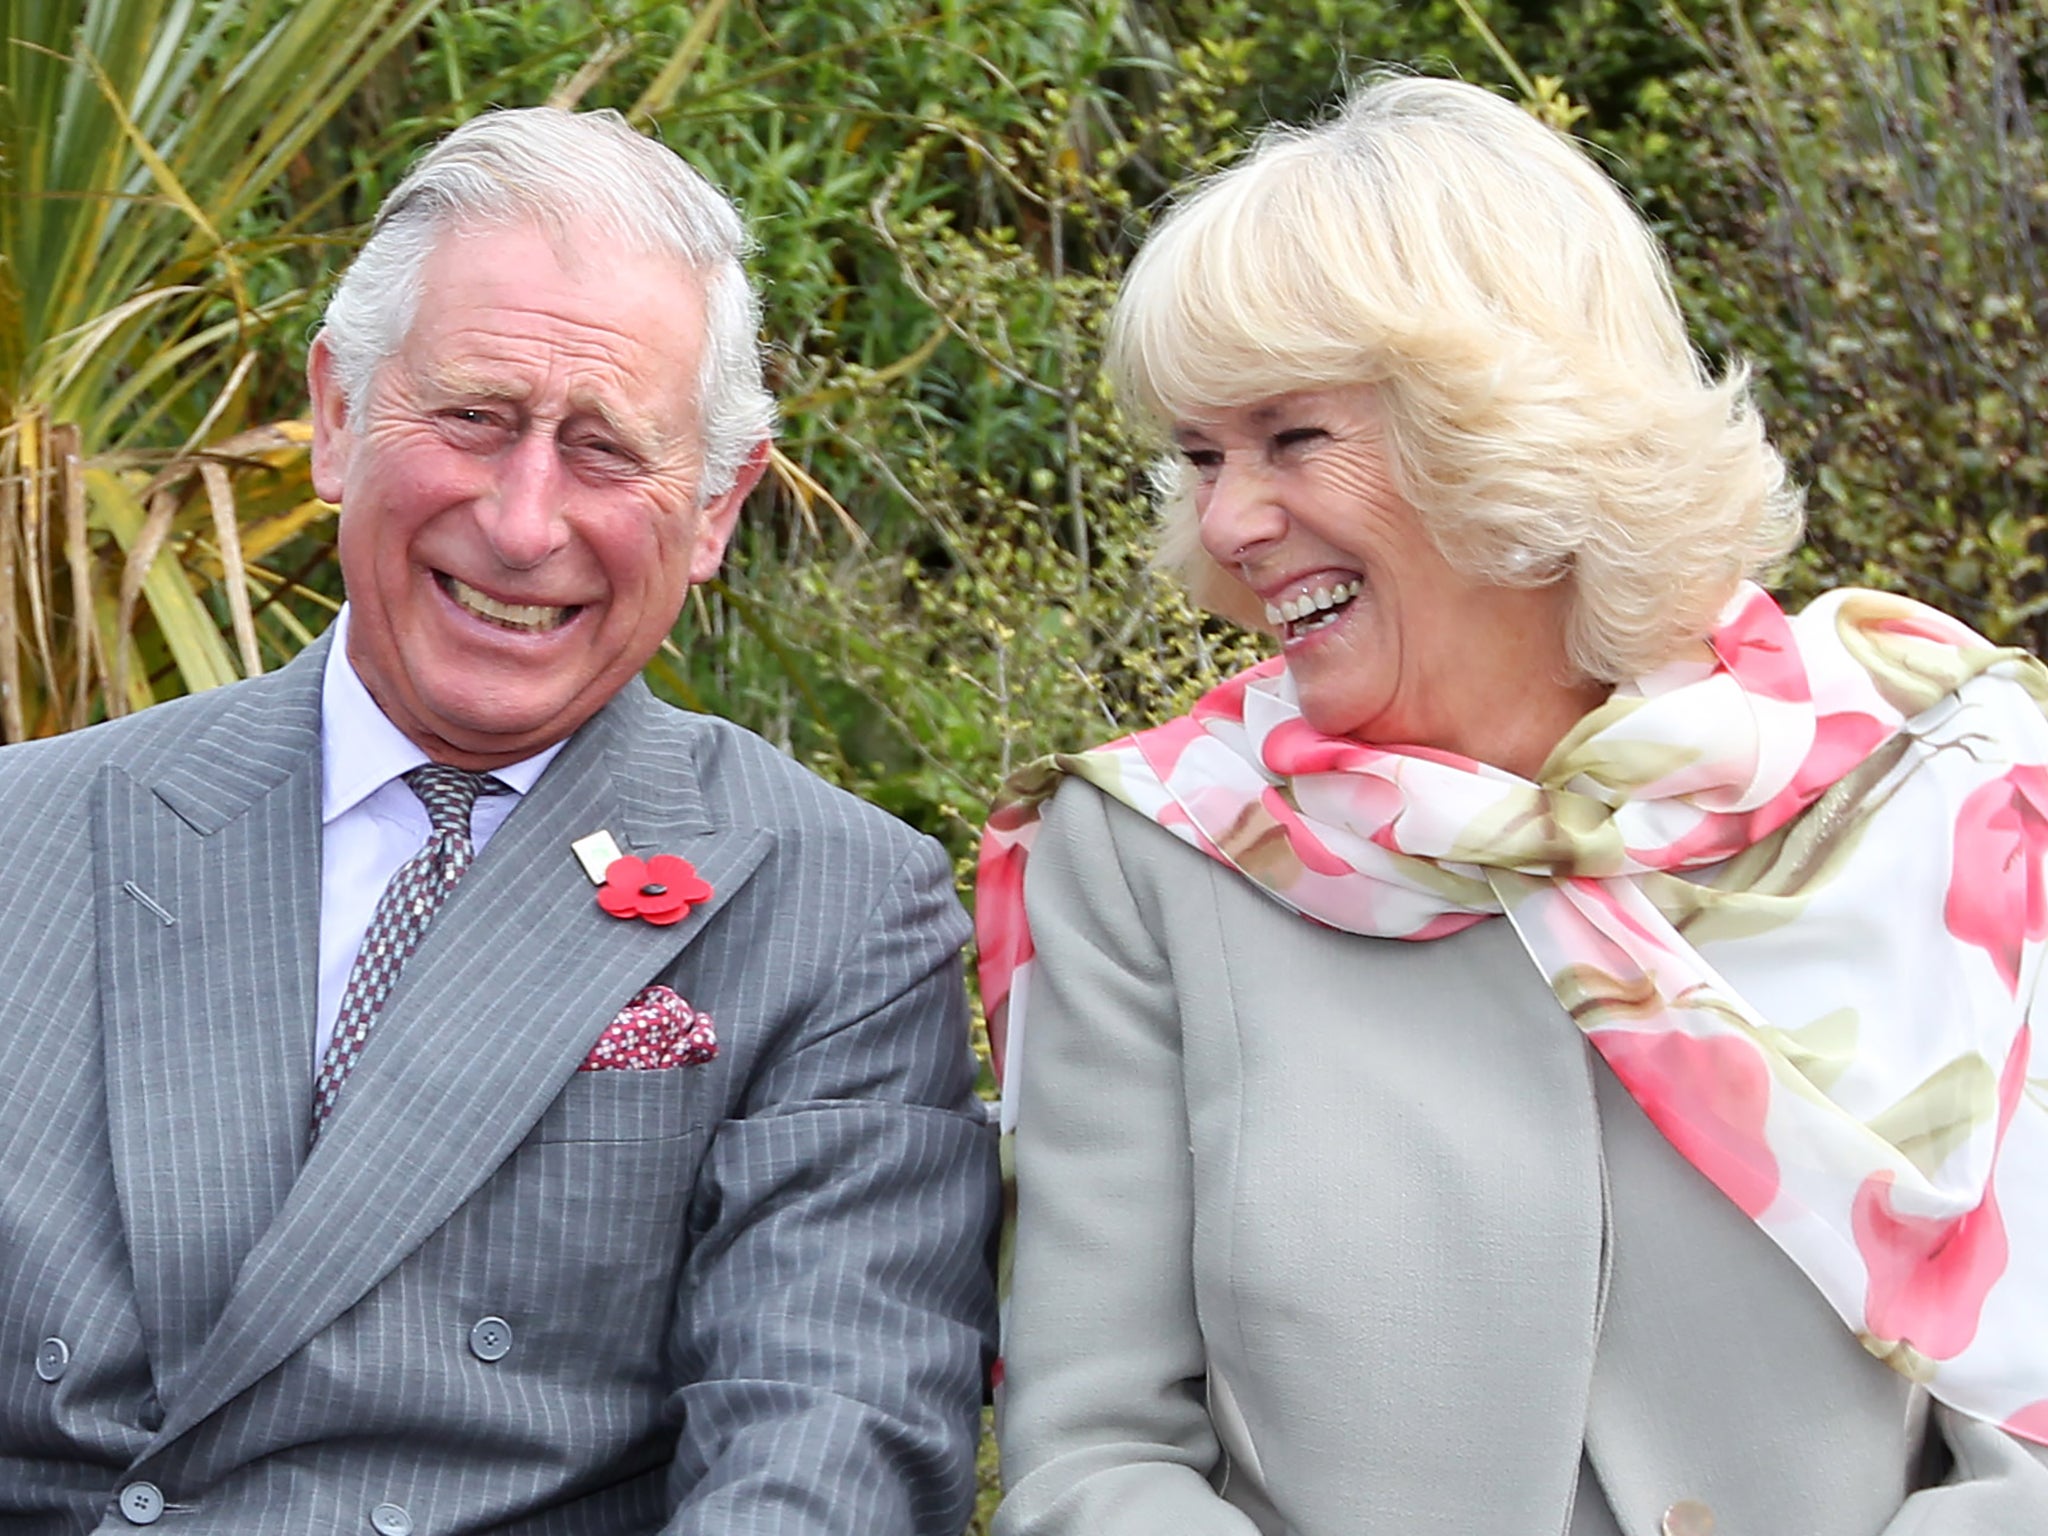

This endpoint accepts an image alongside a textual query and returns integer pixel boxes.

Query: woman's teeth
[443,575,570,633]
[1266,579,1360,632]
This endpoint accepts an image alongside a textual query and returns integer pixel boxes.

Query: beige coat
[995,781,2048,1535]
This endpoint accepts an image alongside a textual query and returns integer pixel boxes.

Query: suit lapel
[98,640,328,1398]
[150,681,770,1448]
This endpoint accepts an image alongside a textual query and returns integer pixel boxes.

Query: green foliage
[644,20,1270,872]
[0,0,440,738]
[1128,0,1707,133]
[16,0,2040,835]
[970,1405,1000,1531]
[1644,0,2048,648]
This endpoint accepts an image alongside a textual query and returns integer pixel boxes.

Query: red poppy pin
[596,853,713,926]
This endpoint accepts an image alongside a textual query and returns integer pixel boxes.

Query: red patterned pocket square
[580,985,717,1071]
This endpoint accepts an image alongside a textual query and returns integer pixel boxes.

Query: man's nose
[1196,458,1287,568]
[481,432,573,569]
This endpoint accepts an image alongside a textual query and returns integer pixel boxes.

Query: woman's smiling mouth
[1265,577,1361,639]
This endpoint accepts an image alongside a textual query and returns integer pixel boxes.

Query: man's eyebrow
[415,369,667,453]
[418,365,530,404]
[565,386,666,454]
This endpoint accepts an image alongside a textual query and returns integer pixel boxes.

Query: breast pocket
[524,1063,717,1145]
[456,1071,716,1342]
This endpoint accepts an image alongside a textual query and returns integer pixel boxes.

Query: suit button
[469,1315,512,1362]
[118,1482,165,1525]
[1661,1500,1715,1536]
[35,1336,69,1382]
[370,1502,413,1536]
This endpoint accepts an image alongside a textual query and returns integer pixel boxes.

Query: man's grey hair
[318,106,775,500]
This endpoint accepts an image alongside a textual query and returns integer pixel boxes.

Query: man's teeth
[1264,579,1360,628]
[445,576,570,633]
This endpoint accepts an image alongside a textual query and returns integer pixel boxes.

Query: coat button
[35,1337,69,1382]
[118,1482,165,1525]
[468,1315,512,1362]
[370,1502,413,1536]
[1661,1500,1715,1536]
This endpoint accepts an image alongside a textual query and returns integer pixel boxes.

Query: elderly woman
[976,75,2048,1535]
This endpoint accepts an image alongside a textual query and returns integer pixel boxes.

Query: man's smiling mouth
[439,573,576,633]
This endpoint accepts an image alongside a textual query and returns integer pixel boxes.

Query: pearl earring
[1500,545,1542,577]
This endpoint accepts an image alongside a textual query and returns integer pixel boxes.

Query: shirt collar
[320,604,563,825]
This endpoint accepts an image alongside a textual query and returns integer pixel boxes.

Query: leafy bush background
[6,4,2044,1521]
[13,0,2043,842]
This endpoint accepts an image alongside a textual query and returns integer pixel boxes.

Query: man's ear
[687,439,772,585]
[307,334,353,505]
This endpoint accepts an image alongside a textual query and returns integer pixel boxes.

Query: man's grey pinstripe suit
[0,629,1000,1532]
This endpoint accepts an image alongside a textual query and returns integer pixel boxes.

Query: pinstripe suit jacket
[0,632,999,1534]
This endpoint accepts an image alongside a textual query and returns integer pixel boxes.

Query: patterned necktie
[310,764,510,1144]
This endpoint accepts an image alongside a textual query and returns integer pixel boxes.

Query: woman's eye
[1181,448,1223,478]
[1272,427,1325,452]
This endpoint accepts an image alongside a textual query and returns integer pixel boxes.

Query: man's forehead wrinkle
[433,293,653,349]
[418,320,652,376]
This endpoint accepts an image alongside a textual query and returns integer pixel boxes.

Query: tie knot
[402,764,508,839]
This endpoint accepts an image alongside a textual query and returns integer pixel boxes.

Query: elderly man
[0,109,998,1533]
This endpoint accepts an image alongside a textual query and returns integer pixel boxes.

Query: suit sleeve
[660,832,999,1536]
[1884,1407,2048,1532]
[993,783,1262,1535]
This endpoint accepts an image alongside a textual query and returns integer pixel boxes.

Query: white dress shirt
[315,605,562,1074]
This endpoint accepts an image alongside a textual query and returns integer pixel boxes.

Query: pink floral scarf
[976,584,2048,1444]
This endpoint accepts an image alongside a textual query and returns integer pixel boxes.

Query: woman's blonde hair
[1110,74,1802,682]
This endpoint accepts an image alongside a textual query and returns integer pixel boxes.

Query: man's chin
[392,689,605,769]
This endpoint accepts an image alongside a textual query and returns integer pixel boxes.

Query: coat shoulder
[0,672,297,810]
[0,651,322,845]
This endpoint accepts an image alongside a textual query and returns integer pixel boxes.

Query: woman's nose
[1196,458,1287,567]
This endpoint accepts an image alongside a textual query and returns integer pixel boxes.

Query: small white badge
[570,829,626,885]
